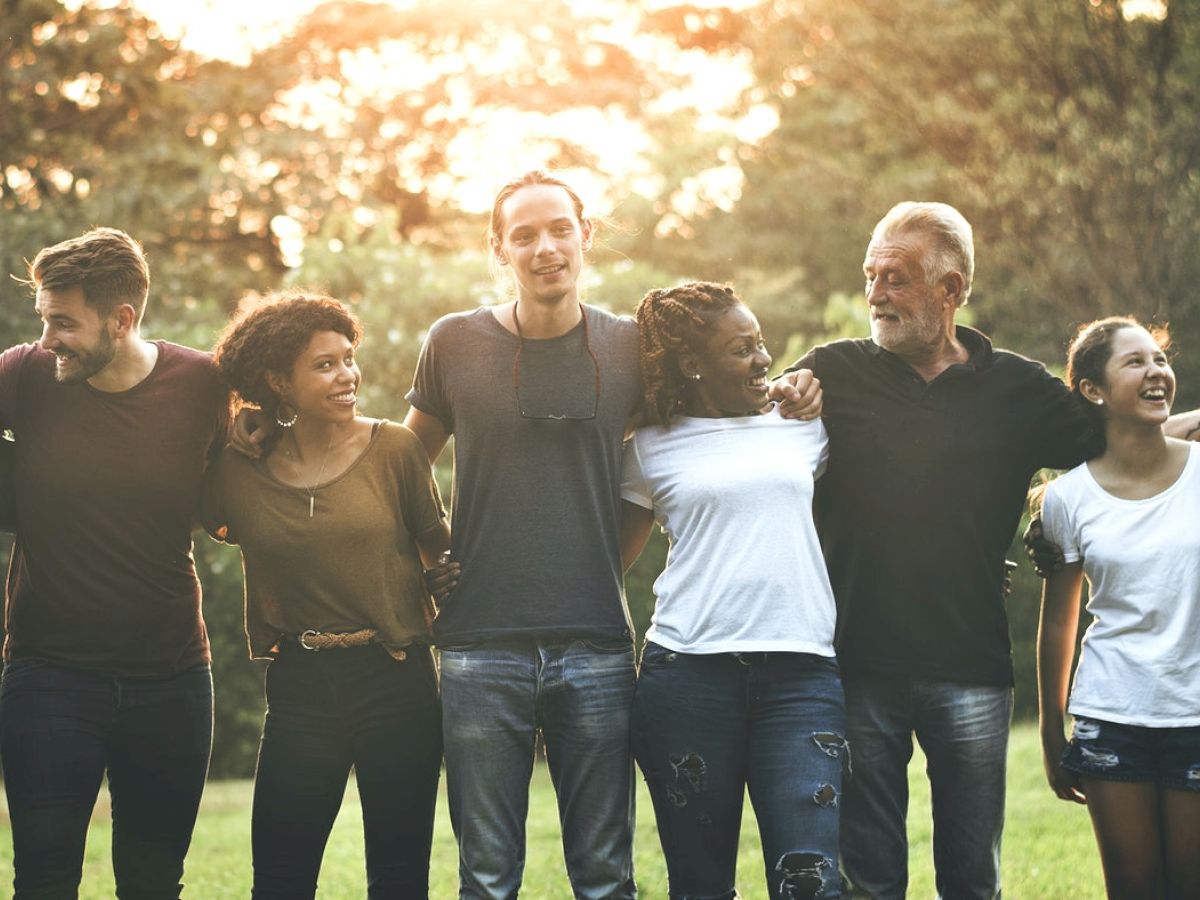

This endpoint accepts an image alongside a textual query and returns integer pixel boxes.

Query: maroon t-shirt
[0,341,230,675]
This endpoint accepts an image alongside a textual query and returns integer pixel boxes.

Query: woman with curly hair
[202,292,453,899]
[619,281,846,899]
[1036,317,1200,899]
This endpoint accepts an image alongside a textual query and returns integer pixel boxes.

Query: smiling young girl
[620,281,845,900]
[1037,317,1200,899]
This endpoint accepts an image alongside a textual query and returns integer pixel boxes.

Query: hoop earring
[274,401,299,428]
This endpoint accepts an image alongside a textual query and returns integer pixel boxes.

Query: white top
[621,406,836,655]
[1042,442,1200,727]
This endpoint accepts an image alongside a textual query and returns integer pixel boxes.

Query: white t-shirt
[620,407,836,656]
[1042,442,1200,727]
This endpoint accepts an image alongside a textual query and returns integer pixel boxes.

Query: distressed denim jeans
[440,638,637,900]
[0,659,213,900]
[632,644,847,900]
[839,675,1012,900]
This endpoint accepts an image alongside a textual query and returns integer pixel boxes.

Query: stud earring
[690,373,701,382]
[1094,399,1104,406]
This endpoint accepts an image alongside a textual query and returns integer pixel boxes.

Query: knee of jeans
[663,750,707,809]
[811,730,851,776]
[639,749,708,810]
[775,851,837,899]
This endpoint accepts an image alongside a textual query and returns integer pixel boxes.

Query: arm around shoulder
[1166,407,1200,442]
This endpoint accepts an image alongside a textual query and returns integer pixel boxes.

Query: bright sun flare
[115,0,769,220]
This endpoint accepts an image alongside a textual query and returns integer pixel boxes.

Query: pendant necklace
[293,429,336,517]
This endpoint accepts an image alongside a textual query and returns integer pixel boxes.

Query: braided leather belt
[297,628,378,651]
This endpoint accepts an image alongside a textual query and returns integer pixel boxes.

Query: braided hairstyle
[635,281,744,426]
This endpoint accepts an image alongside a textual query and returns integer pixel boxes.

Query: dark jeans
[632,644,847,900]
[0,659,213,900]
[252,642,442,900]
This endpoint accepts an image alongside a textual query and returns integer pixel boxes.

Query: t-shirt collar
[866,324,994,372]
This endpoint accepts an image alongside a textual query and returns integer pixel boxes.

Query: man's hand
[230,408,273,459]
[769,369,823,420]
[1023,516,1064,578]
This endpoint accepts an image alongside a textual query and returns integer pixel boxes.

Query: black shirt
[795,326,1098,686]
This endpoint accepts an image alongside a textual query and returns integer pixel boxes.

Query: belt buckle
[299,630,321,651]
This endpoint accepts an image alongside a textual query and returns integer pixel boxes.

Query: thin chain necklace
[290,429,336,517]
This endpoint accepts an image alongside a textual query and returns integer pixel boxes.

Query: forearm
[619,501,654,573]
[415,520,452,567]
[1166,407,1200,441]
[1036,571,1082,739]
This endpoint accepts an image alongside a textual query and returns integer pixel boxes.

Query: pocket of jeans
[639,642,677,669]
[577,636,635,655]
[437,641,481,653]
[0,658,53,695]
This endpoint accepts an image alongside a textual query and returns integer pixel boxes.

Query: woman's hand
[424,551,460,604]
[1041,729,1086,804]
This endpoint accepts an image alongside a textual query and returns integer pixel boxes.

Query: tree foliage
[647,0,1200,389]
[6,0,1200,772]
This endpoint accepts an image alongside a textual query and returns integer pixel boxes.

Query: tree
[646,1,1200,391]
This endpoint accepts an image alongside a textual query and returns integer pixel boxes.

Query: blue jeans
[839,675,1012,900]
[439,638,637,900]
[251,643,442,899]
[0,659,213,900]
[632,644,847,900]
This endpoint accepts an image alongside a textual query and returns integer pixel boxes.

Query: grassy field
[0,722,1104,898]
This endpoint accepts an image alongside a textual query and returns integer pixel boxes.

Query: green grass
[0,722,1103,897]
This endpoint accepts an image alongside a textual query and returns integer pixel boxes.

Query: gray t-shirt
[407,305,640,644]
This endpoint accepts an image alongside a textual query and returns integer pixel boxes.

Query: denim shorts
[1061,715,1200,791]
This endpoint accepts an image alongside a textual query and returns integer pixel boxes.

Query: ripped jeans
[632,644,847,899]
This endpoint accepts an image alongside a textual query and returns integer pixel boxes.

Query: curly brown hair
[635,281,744,426]
[213,292,362,417]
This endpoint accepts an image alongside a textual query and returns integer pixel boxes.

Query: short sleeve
[620,434,653,509]
[405,321,455,434]
[392,424,447,536]
[1027,366,1101,470]
[0,344,36,425]
[199,454,237,545]
[208,386,233,465]
[786,345,821,378]
[1040,479,1080,564]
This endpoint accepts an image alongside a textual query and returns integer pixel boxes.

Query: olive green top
[202,421,445,659]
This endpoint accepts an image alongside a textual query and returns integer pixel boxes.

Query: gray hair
[871,202,974,305]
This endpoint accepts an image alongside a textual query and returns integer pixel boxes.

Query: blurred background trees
[2,0,1196,774]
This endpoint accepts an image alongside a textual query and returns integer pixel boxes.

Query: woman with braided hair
[619,281,846,899]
